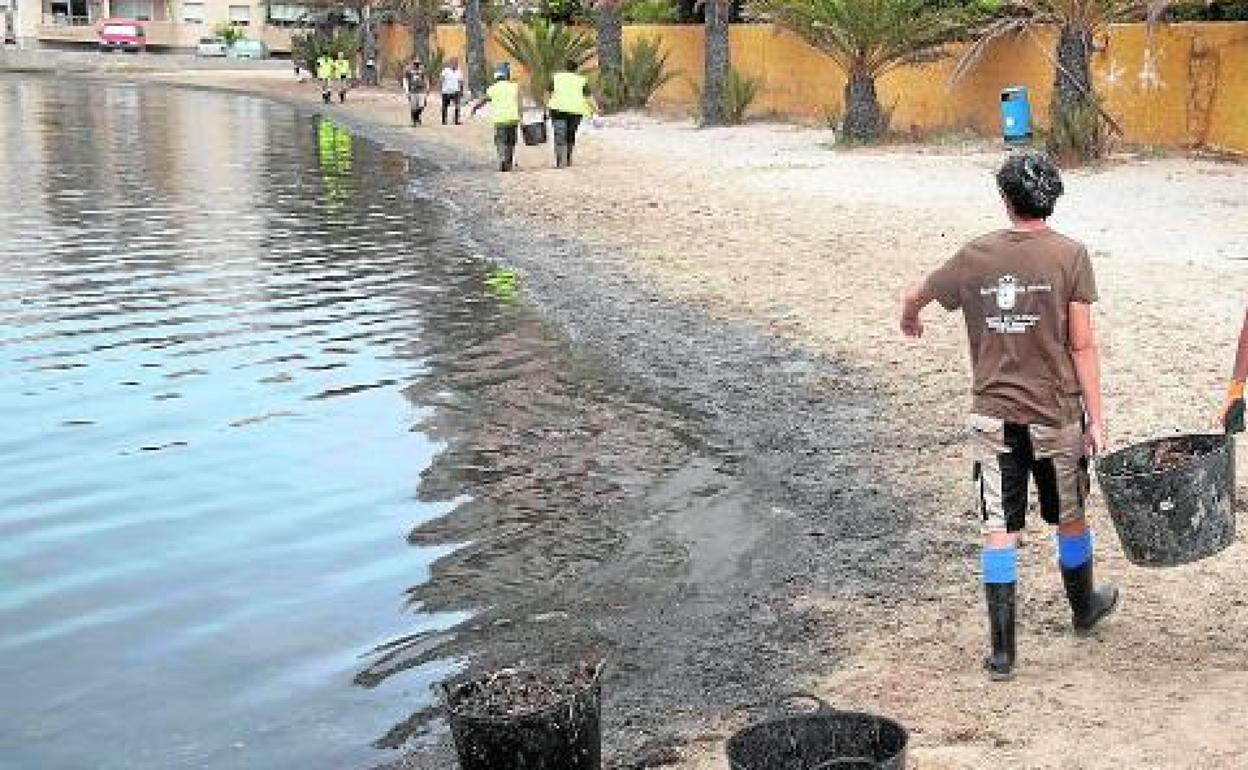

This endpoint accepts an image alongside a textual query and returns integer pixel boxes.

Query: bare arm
[899,283,935,338]
[1068,301,1105,453]
[1217,309,1248,429]
[1230,310,1248,382]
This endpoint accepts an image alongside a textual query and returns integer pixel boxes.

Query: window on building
[266,3,311,27]
[182,2,204,23]
[228,4,250,24]
[111,0,154,20]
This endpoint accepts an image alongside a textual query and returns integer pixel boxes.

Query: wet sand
[141,70,1248,768]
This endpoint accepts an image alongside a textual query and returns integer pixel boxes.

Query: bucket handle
[731,691,834,721]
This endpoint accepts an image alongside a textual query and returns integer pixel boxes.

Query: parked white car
[196,37,228,57]
[228,40,268,59]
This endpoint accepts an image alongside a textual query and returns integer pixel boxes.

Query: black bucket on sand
[521,120,548,146]
[1097,433,1236,567]
[726,695,907,770]
[444,663,603,770]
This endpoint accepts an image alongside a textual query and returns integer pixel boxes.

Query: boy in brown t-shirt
[899,150,1118,680]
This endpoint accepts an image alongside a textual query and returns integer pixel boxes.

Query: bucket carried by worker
[521,108,548,146]
[1097,432,1236,567]
[444,660,604,770]
[726,694,908,770]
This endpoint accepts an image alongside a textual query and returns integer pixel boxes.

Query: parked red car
[98,18,145,53]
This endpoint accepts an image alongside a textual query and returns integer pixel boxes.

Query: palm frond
[949,15,1035,84]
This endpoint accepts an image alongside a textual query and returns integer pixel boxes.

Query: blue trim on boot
[1057,529,1093,570]
[981,546,1018,584]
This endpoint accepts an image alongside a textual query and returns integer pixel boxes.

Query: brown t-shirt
[924,229,1098,427]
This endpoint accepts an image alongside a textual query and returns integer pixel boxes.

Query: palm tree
[497,18,597,104]
[753,0,961,140]
[464,0,489,95]
[596,0,625,87]
[388,0,440,64]
[700,0,731,125]
[955,0,1167,160]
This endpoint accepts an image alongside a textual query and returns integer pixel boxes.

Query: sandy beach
[124,69,1248,768]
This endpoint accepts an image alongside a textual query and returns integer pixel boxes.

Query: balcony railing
[42,12,94,26]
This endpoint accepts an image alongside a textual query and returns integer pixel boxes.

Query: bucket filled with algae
[1097,433,1236,567]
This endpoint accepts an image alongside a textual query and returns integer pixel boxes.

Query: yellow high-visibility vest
[486,80,521,124]
[316,56,333,80]
[331,58,351,79]
[548,71,589,116]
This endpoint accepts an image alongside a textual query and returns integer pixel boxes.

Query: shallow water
[0,76,552,768]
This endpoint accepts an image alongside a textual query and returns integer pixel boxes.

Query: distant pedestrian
[332,50,353,103]
[403,59,429,125]
[316,53,334,104]
[546,58,599,168]
[469,63,522,171]
[439,57,464,125]
[363,54,378,87]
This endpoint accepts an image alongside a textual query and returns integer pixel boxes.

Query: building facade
[11,0,310,52]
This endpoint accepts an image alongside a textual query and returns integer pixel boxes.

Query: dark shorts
[967,414,1090,533]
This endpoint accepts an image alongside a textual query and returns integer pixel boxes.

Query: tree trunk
[700,0,730,126]
[596,0,624,85]
[841,66,881,140]
[1052,24,1093,113]
[411,12,432,66]
[1050,23,1101,160]
[463,0,488,96]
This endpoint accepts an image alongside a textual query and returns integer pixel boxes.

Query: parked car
[196,37,228,57]
[227,40,268,60]
[97,18,145,53]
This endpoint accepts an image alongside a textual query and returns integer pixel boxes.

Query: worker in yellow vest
[331,50,353,104]
[470,63,522,172]
[316,53,334,104]
[547,58,599,168]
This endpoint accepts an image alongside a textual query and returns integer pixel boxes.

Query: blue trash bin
[1000,87,1032,143]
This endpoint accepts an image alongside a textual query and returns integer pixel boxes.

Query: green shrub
[1049,100,1106,164]
[421,45,446,79]
[598,35,677,111]
[722,68,761,124]
[538,0,591,23]
[215,22,246,47]
[691,68,762,125]
[622,0,679,23]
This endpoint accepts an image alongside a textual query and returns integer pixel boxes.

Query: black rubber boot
[1061,561,1119,633]
[554,145,568,168]
[322,91,331,104]
[983,582,1016,681]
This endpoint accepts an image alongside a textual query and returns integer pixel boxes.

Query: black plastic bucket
[445,664,602,770]
[726,695,907,770]
[1097,433,1236,567]
[522,120,548,146]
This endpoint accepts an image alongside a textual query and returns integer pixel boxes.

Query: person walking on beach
[469,63,522,172]
[1217,310,1248,432]
[547,58,598,168]
[332,51,353,104]
[899,150,1119,681]
[316,53,335,104]
[439,58,464,125]
[403,59,429,126]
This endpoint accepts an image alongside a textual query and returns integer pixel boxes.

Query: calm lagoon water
[0,75,534,768]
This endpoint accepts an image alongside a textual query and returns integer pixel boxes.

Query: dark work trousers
[441,92,462,125]
[494,124,518,170]
[550,110,582,158]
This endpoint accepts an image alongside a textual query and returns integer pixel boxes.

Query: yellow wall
[380,22,1248,154]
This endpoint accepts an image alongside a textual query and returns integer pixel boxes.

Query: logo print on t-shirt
[996,275,1018,310]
